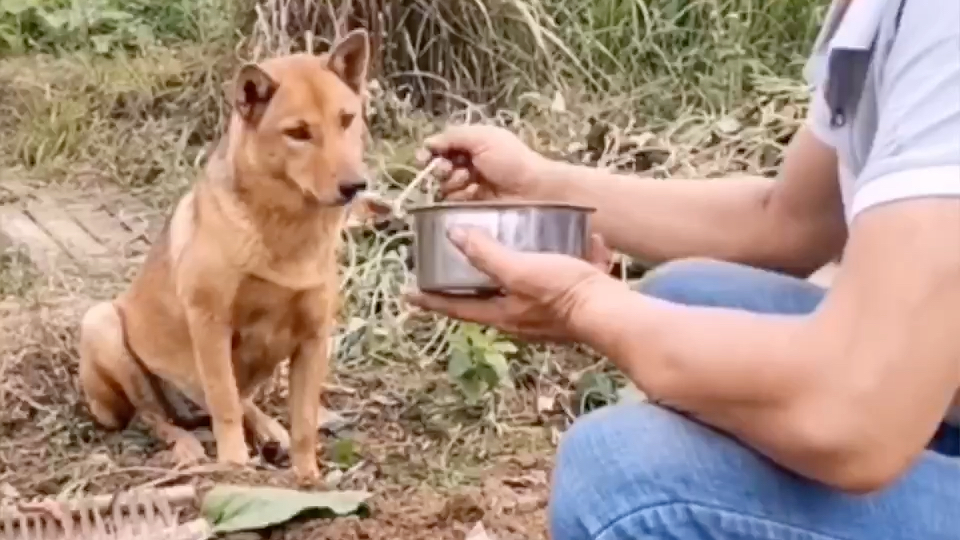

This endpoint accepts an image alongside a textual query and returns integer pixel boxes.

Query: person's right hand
[416,125,551,202]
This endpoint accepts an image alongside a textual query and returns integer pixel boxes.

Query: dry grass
[0,0,823,536]
[247,0,823,114]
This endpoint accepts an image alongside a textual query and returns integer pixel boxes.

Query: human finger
[414,148,433,167]
[431,157,454,182]
[448,227,529,289]
[442,183,479,202]
[586,234,614,272]
[438,168,473,197]
[422,125,492,163]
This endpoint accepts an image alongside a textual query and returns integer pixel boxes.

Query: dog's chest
[229,276,327,391]
[245,208,343,290]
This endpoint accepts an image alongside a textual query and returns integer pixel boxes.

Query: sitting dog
[77,29,372,481]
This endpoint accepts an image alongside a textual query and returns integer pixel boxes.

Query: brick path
[0,175,167,327]
[0,177,163,279]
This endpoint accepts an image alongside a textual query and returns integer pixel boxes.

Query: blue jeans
[550,259,960,540]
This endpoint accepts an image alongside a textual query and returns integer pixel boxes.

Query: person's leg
[551,258,960,540]
[633,257,827,314]
[551,403,960,540]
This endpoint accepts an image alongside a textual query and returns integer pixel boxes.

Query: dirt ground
[0,314,558,539]
[0,175,603,538]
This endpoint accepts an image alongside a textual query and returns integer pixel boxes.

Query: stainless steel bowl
[409,201,596,296]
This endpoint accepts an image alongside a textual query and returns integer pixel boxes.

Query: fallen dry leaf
[466,521,498,540]
[535,395,555,414]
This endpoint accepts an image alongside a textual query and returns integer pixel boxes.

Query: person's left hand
[405,226,624,343]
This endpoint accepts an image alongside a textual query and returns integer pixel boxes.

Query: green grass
[0,0,240,54]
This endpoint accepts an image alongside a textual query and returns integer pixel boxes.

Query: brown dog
[77,29,372,481]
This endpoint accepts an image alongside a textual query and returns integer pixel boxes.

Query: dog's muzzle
[337,180,368,204]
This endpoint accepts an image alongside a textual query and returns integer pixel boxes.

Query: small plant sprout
[447,323,520,405]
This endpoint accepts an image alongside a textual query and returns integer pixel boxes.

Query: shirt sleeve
[801,0,844,149]
[805,79,842,150]
[849,0,960,221]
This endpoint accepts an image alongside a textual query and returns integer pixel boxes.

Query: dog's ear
[234,63,278,126]
[327,29,370,94]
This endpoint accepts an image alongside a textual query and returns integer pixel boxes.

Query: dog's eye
[283,124,312,141]
[340,112,356,130]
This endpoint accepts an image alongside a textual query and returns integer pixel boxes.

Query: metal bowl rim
[407,200,596,214]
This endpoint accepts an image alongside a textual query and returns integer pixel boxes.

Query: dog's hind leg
[79,302,136,430]
[140,411,207,465]
[79,302,207,465]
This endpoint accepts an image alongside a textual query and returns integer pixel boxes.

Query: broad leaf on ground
[201,484,371,534]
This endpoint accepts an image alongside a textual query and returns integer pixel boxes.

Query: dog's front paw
[218,447,251,467]
[172,435,207,466]
[292,461,322,484]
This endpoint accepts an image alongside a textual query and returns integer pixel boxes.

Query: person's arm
[539,126,846,277]
[571,3,960,493]
[576,199,960,493]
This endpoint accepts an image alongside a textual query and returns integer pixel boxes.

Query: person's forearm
[538,161,784,268]
[570,279,880,491]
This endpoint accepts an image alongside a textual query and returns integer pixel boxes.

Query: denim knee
[631,258,825,314]
[632,257,728,303]
[550,403,710,538]
[550,405,960,540]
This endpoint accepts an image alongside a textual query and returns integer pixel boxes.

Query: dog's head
[229,29,371,207]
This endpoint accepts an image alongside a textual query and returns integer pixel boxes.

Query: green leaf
[575,372,617,415]
[475,362,499,390]
[447,348,473,379]
[450,332,470,354]
[0,34,15,51]
[578,372,615,397]
[458,372,486,405]
[37,9,68,30]
[483,351,510,382]
[493,340,518,354]
[90,34,112,54]
[0,0,36,16]
[93,9,134,22]
[461,322,485,345]
[201,485,371,534]
[328,438,360,469]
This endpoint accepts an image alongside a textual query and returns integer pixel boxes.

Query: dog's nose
[338,180,367,201]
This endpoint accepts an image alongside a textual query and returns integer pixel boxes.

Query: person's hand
[416,125,552,202]
[405,227,624,343]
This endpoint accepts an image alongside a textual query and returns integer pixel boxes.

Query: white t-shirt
[805,0,960,426]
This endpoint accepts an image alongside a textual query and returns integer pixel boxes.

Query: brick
[27,200,109,260]
[0,207,65,275]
